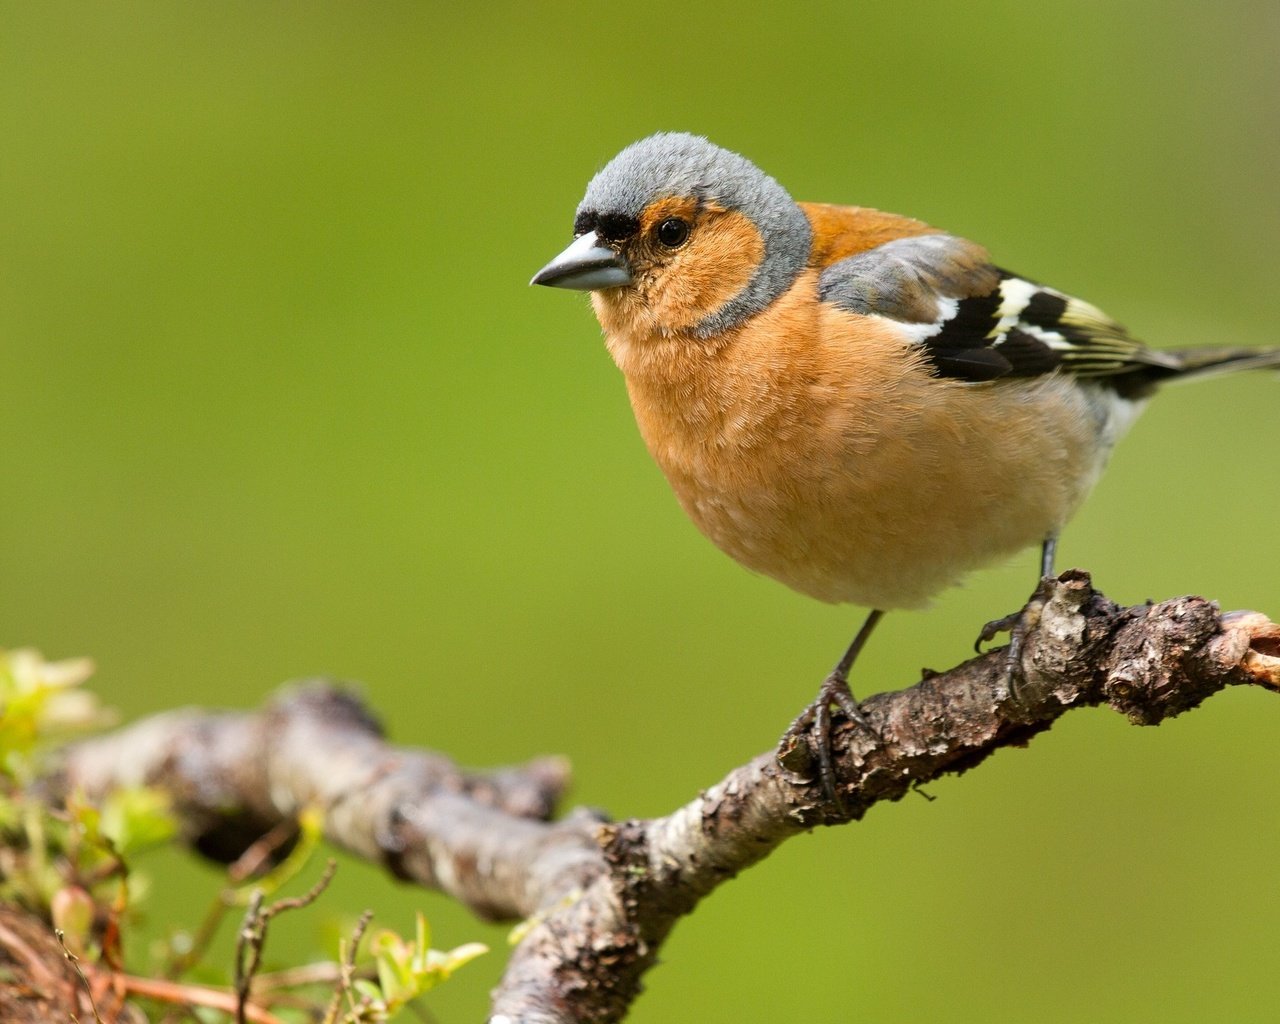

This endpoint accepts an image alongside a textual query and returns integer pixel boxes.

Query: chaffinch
[532,132,1279,785]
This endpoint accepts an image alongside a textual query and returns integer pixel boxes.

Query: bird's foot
[780,672,876,811]
[975,576,1056,701]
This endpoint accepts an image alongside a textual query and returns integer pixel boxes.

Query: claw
[779,609,886,809]
[977,576,1055,700]
[781,672,877,812]
[975,610,1021,652]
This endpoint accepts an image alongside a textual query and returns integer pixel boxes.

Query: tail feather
[1164,345,1280,382]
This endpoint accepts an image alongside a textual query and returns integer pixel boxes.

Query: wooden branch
[47,572,1280,1023]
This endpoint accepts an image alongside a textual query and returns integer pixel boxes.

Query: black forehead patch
[573,209,639,243]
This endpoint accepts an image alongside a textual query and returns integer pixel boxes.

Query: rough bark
[35,573,1280,1023]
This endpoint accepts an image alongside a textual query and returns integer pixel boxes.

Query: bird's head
[532,133,812,340]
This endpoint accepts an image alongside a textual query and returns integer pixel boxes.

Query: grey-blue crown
[576,133,812,336]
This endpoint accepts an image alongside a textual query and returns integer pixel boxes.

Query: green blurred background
[3,2,1278,1021]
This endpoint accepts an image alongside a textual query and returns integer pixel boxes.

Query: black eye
[656,218,690,248]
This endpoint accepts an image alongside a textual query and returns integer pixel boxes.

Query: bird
[531,131,1279,792]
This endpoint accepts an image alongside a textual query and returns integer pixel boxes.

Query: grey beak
[530,231,633,290]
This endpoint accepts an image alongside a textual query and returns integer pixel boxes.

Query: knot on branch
[1220,611,1280,690]
[1103,596,1227,723]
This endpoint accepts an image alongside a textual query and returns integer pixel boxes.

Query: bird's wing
[815,231,1180,384]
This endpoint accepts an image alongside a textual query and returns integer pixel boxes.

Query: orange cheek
[649,210,763,331]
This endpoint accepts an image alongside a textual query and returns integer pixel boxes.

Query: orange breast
[608,270,1113,609]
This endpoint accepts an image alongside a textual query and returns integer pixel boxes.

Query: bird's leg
[782,609,884,808]
[975,537,1059,699]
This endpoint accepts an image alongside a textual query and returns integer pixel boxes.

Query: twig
[56,928,104,1024]
[322,909,374,1024]
[228,818,303,883]
[253,959,370,992]
[233,858,338,1024]
[117,974,287,1024]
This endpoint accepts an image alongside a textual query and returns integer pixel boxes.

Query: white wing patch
[887,296,960,343]
[993,277,1041,329]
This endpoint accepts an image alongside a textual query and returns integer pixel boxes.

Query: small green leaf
[432,941,489,979]
[99,786,177,857]
[352,978,385,1002]
[1,649,109,778]
[362,915,488,1011]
